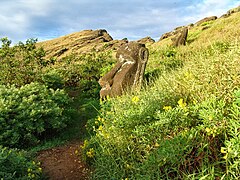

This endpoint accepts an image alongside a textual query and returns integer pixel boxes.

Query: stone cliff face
[37,29,116,59]
[38,29,155,59]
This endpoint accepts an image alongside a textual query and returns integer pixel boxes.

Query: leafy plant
[0,82,71,148]
[0,146,42,179]
[0,38,52,86]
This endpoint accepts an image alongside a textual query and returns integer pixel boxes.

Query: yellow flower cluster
[178,98,187,108]
[81,140,89,150]
[163,106,172,111]
[205,126,219,137]
[132,96,140,103]
[220,147,230,160]
[97,116,105,123]
[97,125,110,139]
[86,148,95,158]
[27,162,42,179]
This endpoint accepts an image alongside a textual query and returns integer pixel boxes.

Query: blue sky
[0,0,239,43]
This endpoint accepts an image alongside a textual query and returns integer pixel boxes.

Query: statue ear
[139,47,149,63]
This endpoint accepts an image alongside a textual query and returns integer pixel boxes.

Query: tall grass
[85,11,240,179]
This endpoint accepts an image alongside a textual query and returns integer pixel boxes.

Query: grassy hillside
[85,11,240,179]
[0,7,240,180]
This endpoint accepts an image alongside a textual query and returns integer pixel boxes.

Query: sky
[0,0,239,43]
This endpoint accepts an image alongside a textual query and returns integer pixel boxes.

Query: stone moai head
[99,42,149,99]
[172,27,188,47]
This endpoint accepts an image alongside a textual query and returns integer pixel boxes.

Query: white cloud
[0,0,239,43]
[184,0,240,24]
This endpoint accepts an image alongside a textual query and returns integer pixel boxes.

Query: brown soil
[37,142,92,180]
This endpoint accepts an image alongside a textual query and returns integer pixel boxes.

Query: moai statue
[172,27,188,47]
[99,42,149,99]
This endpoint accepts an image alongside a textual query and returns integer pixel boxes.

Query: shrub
[41,69,64,90]
[0,145,42,179]
[0,82,71,148]
[0,38,52,86]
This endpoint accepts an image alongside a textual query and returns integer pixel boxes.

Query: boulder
[159,32,173,40]
[137,36,155,44]
[99,42,149,98]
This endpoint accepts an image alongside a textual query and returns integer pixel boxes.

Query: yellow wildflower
[205,127,211,133]
[98,125,103,131]
[81,140,88,149]
[223,154,228,160]
[154,142,160,147]
[86,148,95,158]
[38,167,42,172]
[132,96,139,103]
[163,106,172,111]
[221,147,227,154]
[178,98,187,108]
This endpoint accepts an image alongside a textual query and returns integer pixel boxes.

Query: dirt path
[37,142,92,180]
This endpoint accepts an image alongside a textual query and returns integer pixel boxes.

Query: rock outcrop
[37,29,125,59]
[159,26,190,41]
[221,6,240,18]
[137,36,155,44]
[194,16,217,26]
[99,42,149,99]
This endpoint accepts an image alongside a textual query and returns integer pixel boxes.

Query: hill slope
[84,8,240,180]
[35,7,240,179]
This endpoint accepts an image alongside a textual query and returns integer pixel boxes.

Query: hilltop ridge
[38,6,240,60]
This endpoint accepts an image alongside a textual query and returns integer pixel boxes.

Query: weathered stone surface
[99,42,149,98]
[159,32,173,41]
[159,26,188,41]
[37,29,115,59]
[221,6,240,18]
[137,36,155,44]
[105,39,128,50]
[227,6,240,14]
[195,16,217,26]
[172,27,188,47]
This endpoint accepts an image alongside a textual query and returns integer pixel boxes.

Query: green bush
[41,69,64,90]
[0,146,42,180]
[0,82,71,148]
[0,38,52,87]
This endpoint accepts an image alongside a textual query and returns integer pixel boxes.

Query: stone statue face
[99,42,149,99]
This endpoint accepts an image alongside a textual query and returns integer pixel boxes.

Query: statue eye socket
[139,48,149,62]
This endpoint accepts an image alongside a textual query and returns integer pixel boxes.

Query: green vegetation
[0,37,113,179]
[84,12,240,179]
[0,146,42,179]
[0,82,71,148]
